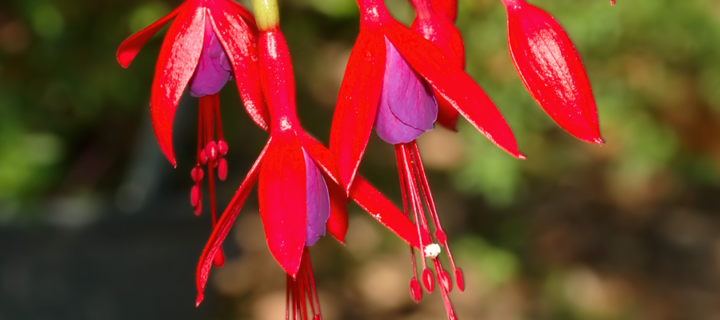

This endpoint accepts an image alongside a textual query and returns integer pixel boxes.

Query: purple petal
[303,148,330,246]
[189,17,233,98]
[374,37,438,144]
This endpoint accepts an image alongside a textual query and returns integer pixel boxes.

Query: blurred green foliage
[454,0,720,207]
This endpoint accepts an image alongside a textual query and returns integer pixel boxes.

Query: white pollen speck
[280,118,291,131]
[424,244,441,258]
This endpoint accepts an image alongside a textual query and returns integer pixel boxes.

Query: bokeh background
[1,0,720,319]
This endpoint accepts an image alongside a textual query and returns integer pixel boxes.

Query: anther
[455,268,465,292]
[206,141,218,161]
[435,230,447,244]
[218,140,228,155]
[200,149,208,164]
[409,277,422,303]
[191,185,201,207]
[213,250,225,267]
[438,267,453,293]
[218,158,228,181]
[422,268,435,292]
[191,167,204,182]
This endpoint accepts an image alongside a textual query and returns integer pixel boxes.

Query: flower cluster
[117,0,609,318]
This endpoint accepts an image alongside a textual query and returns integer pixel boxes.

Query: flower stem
[410,0,433,19]
[251,0,279,31]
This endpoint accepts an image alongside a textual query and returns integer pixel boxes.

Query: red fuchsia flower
[502,0,604,144]
[330,0,524,318]
[116,0,269,266]
[333,0,524,195]
[409,0,464,130]
[194,3,427,319]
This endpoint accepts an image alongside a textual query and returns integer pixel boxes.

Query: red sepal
[326,180,349,244]
[299,132,341,185]
[212,0,270,131]
[300,132,422,249]
[505,2,602,144]
[195,139,269,306]
[351,177,427,250]
[300,132,348,243]
[150,6,206,166]
[431,0,457,22]
[411,13,464,131]
[258,132,306,277]
[384,22,525,159]
[116,4,185,68]
[330,28,386,195]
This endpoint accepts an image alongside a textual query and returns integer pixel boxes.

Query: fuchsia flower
[502,0,603,144]
[330,0,524,318]
[116,0,269,266]
[331,0,524,197]
[193,10,429,319]
[409,0,464,130]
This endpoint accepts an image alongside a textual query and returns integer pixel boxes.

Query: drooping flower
[194,3,427,319]
[330,0,524,318]
[409,0,465,130]
[331,0,523,197]
[502,0,603,144]
[116,0,269,266]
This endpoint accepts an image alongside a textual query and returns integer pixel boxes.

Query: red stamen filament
[395,141,461,319]
[286,248,322,320]
[193,94,229,267]
[409,143,463,291]
[395,148,423,303]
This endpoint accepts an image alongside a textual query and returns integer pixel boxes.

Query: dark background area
[2,0,720,319]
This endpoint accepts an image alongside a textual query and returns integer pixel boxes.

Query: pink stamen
[409,143,464,291]
[200,150,208,164]
[286,249,322,320]
[394,141,462,318]
[213,251,225,267]
[191,167,204,182]
[218,140,229,156]
[422,268,435,292]
[206,141,218,161]
[191,185,201,207]
[192,94,229,267]
[436,261,453,293]
[218,158,228,181]
[409,278,422,303]
[455,269,465,292]
[395,147,423,301]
